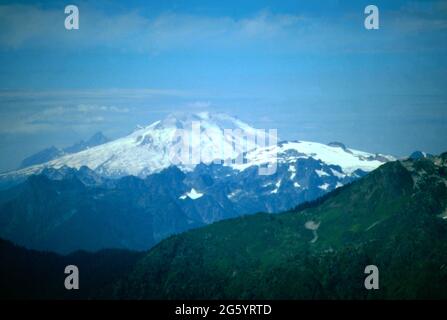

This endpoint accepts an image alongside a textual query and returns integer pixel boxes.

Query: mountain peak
[327,141,347,150]
[87,131,109,144]
[408,150,434,160]
[63,131,110,153]
[3,112,393,186]
[148,112,253,133]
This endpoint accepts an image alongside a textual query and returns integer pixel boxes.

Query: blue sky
[0,0,447,171]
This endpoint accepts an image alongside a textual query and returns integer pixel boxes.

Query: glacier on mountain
[0,112,395,189]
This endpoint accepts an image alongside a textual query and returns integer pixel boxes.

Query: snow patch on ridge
[315,169,329,177]
[232,140,394,175]
[288,165,296,180]
[318,183,330,191]
[179,188,203,200]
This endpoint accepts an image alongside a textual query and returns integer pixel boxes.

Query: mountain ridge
[1,153,446,299]
[18,131,110,169]
[111,153,447,299]
[0,112,399,253]
[1,112,394,191]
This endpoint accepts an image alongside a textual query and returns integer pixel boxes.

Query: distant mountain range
[0,156,373,253]
[408,150,434,160]
[18,132,110,169]
[114,152,447,299]
[0,113,396,253]
[1,153,446,299]
[0,112,393,188]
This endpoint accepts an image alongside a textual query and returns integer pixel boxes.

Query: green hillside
[1,155,447,299]
[0,238,143,299]
[113,154,447,299]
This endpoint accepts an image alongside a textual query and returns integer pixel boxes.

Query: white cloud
[1,3,446,54]
[0,88,189,99]
[0,4,60,48]
[76,104,129,113]
[1,2,447,56]
[186,101,212,109]
[0,88,196,134]
[0,103,130,134]
[0,4,306,51]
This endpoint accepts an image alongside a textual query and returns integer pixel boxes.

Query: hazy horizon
[1,0,447,171]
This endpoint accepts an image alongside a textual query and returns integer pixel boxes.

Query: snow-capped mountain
[0,112,397,253]
[236,140,394,175]
[0,112,393,189]
[1,112,273,182]
[408,150,434,160]
[18,132,110,169]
